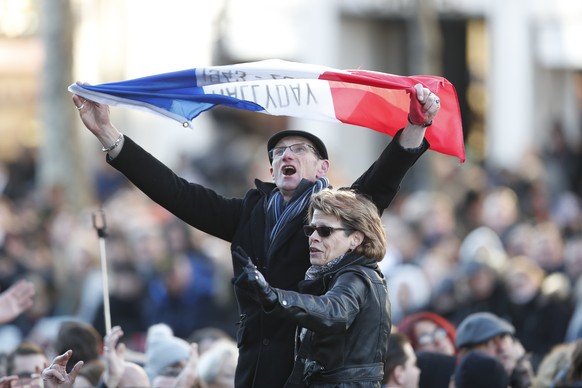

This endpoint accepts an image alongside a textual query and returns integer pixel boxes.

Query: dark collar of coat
[298,252,378,295]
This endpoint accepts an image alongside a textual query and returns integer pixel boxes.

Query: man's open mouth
[282,165,296,176]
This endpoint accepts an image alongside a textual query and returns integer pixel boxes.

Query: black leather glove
[232,246,254,290]
[232,246,278,309]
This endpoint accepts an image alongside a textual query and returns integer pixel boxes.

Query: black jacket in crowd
[108,130,427,388]
[273,252,390,387]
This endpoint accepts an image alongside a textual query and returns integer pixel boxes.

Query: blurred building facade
[0,0,581,195]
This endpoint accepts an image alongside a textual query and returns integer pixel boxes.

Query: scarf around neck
[298,251,364,296]
[266,176,329,244]
[304,253,346,280]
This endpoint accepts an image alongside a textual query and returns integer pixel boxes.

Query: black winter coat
[108,131,427,388]
[273,252,390,388]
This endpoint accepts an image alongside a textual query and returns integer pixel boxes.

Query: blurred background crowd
[2,110,582,363]
[1,0,582,386]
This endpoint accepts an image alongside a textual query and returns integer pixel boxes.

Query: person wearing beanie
[416,351,456,388]
[397,311,457,356]
[197,338,238,388]
[145,323,192,382]
[454,350,509,388]
[74,79,442,387]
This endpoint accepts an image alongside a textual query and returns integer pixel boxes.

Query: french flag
[68,59,465,162]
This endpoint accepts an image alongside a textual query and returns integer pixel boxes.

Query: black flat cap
[267,130,328,163]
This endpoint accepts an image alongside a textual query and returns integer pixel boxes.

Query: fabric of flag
[68,59,465,162]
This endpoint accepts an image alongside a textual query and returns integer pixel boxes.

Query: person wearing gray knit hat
[455,312,515,349]
[144,323,191,382]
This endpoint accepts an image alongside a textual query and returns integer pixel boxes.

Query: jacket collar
[255,178,319,202]
[255,179,277,195]
[298,252,380,295]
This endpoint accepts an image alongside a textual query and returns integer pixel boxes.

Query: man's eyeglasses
[417,328,448,346]
[303,225,352,238]
[269,143,320,160]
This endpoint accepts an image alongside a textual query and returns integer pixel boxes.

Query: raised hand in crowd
[41,350,84,388]
[97,325,150,387]
[0,279,35,324]
[0,376,18,388]
[399,83,441,148]
[507,339,534,388]
[101,325,127,388]
[174,343,202,388]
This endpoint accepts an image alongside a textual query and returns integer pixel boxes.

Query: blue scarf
[266,177,329,244]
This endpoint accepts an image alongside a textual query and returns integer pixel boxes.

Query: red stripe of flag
[321,70,465,162]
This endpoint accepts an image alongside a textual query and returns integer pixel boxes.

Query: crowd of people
[0,317,238,387]
[0,79,579,387]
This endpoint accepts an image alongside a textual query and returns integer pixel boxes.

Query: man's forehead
[13,354,47,373]
[274,135,314,148]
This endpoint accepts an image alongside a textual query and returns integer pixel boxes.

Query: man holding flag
[72,62,444,387]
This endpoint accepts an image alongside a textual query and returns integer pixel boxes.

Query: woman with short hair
[235,188,390,387]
